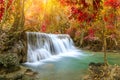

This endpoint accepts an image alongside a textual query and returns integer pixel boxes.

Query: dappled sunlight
[24,0,68,32]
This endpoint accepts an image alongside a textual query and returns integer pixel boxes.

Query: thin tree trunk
[103,20,108,65]
[103,33,108,65]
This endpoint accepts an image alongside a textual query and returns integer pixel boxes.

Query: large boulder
[0,30,27,63]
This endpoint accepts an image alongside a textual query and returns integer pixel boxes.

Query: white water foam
[24,32,86,66]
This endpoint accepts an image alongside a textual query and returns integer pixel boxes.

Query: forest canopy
[0,0,120,51]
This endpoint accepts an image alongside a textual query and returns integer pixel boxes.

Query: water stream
[24,32,120,80]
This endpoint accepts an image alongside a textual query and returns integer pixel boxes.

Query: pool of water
[25,50,120,80]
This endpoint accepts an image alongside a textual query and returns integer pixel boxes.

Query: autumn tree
[0,0,25,58]
[59,0,120,65]
[102,0,120,65]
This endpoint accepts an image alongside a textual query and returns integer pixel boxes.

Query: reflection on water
[25,51,120,80]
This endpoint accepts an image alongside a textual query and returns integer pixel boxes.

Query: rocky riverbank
[0,49,40,80]
[0,65,40,80]
[0,31,40,80]
[83,62,120,80]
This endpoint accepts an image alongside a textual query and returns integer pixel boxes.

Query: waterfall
[26,32,79,62]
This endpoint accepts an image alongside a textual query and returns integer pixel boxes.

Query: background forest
[0,0,120,51]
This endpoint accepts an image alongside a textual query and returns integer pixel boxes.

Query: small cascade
[26,32,77,62]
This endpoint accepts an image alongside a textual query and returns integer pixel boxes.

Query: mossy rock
[0,53,19,69]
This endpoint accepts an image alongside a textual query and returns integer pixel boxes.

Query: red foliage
[60,0,87,7]
[80,0,88,8]
[77,11,87,22]
[59,0,78,6]
[106,24,114,29]
[84,28,97,41]
[75,30,81,37]
[84,36,97,41]
[71,7,79,14]
[93,0,101,10]
[7,0,13,9]
[65,27,77,38]
[103,16,108,22]
[0,0,5,21]
[70,6,95,23]
[41,24,47,32]
[88,28,95,37]
[103,13,115,25]
[60,0,97,23]
[77,12,94,23]
[110,34,116,39]
[104,0,120,8]
[59,0,88,7]
[0,0,13,21]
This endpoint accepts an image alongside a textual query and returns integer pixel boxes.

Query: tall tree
[10,0,25,32]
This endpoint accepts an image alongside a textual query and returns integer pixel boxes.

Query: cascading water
[26,32,81,63]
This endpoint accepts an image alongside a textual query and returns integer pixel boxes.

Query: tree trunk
[103,34,108,65]
[103,21,108,65]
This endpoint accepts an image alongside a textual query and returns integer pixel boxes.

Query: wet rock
[0,66,24,80]
[24,69,38,76]
[22,69,39,80]
[12,40,27,63]
[0,65,40,80]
